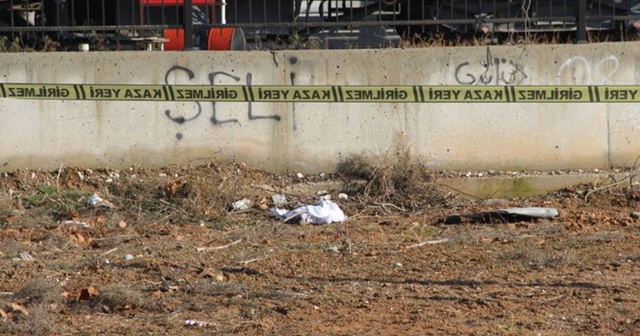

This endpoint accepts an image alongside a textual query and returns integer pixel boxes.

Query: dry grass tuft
[0,278,62,335]
[336,151,447,211]
[0,303,54,335]
[0,193,14,220]
[95,284,144,313]
[103,161,276,224]
[500,248,579,269]
[14,278,63,306]
[399,28,640,48]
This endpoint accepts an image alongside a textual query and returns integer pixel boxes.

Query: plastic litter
[500,207,558,218]
[19,253,34,261]
[62,220,90,228]
[231,198,251,211]
[271,194,288,206]
[327,245,341,253]
[315,190,332,200]
[185,319,215,327]
[271,199,347,225]
[88,193,118,209]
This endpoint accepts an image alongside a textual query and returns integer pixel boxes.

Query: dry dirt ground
[0,160,639,336]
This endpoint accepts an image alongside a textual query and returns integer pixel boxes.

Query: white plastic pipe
[220,0,227,24]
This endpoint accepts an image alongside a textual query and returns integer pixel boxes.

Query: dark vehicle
[391,0,640,40]
[0,0,637,50]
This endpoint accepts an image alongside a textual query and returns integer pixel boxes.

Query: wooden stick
[99,247,118,257]
[584,176,634,202]
[238,256,268,265]
[196,238,242,252]
[56,164,63,193]
[405,238,449,249]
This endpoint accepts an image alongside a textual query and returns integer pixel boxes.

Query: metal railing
[0,0,638,50]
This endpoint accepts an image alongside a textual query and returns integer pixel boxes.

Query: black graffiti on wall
[454,47,528,85]
[163,65,281,138]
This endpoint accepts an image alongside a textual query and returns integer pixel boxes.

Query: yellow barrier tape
[1,84,639,103]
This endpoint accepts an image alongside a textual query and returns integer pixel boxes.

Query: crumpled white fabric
[270,199,347,225]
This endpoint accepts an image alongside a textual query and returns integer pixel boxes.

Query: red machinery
[139,0,244,50]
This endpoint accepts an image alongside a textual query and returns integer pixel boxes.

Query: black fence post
[576,0,587,43]
[184,0,194,50]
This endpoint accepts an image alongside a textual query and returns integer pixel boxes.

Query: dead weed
[95,284,144,313]
[0,278,62,335]
[337,152,448,211]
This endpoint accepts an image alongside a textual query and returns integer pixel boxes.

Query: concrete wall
[1,43,639,173]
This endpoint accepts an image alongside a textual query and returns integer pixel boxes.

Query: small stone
[630,212,640,220]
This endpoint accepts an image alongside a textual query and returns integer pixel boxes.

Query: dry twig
[372,202,407,213]
[405,238,449,249]
[92,234,138,242]
[196,238,242,252]
[238,256,268,265]
[99,247,118,257]
[543,294,566,302]
[584,175,636,202]
[56,164,63,193]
